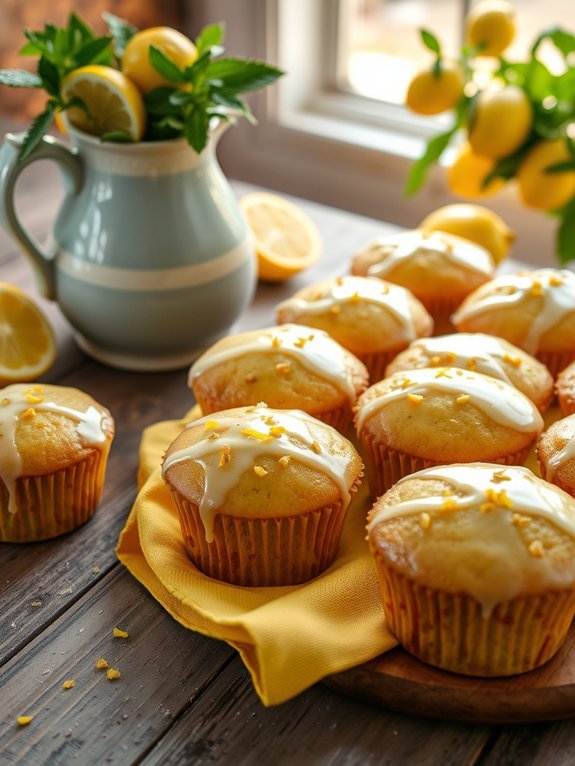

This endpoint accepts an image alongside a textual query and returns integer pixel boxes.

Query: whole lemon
[406,62,463,116]
[420,204,514,264]
[122,27,197,94]
[466,0,516,57]
[447,143,506,198]
[518,139,575,211]
[469,86,532,159]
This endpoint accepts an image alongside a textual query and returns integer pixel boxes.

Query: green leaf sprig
[0,14,284,159]
[143,22,283,152]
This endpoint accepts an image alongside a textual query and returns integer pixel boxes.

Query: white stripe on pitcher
[57,239,252,291]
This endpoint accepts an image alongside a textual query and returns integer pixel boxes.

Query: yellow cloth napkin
[117,406,396,706]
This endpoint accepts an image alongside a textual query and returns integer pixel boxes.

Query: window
[191,0,566,264]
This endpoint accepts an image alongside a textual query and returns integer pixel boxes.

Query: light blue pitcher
[0,123,256,370]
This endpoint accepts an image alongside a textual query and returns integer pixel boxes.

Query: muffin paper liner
[419,294,463,336]
[372,561,575,676]
[360,429,533,498]
[537,350,575,379]
[354,350,400,385]
[0,450,107,543]
[168,478,361,587]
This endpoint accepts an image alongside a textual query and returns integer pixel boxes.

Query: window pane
[341,0,464,104]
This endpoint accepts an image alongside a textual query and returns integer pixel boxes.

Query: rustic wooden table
[0,126,574,766]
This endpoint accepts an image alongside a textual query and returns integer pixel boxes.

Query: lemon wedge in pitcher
[61,65,146,141]
[0,283,55,384]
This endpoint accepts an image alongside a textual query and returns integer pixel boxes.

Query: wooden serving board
[326,628,575,724]
[327,406,575,724]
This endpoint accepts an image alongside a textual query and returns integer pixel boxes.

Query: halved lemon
[0,283,56,385]
[61,65,146,141]
[240,193,322,282]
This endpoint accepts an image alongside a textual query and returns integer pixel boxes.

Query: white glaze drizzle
[452,269,575,355]
[368,463,575,614]
[189,324,357,403]
[276,276,417,342]
[408,333,525,385]
[162,406,353,542]
[356,367,543,433]
[362,230,494,279]
[0,384,110,513]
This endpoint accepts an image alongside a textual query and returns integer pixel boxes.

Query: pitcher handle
[0,132,84,300]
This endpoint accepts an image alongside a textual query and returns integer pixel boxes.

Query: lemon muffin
[350,230,495,333]
[0,383,114,542]
[189,324,369,433]
[162,404,363,586]
[355,367,543,497]
[453,269,575,377]
[537,415,575,498]
[276,276,433,382]
[555,361,575,416]
[367,463,575,676]
[386,333,554,413]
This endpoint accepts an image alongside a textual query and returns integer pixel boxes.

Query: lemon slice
[240,193,322,282]
[61,65,146,141]
[0,284,55,385]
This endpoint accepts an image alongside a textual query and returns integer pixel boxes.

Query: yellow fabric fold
[117,406,396,706]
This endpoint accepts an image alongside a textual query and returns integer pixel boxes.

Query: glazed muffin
[556,361,575,415]
[537,414,575,498]
[0,383,114,542]
[355,367,543,497]
[386,333,554,413]
[189,324,369,433]
[162,404,363,586]
[276,276,433,382]
[350,230,495,333]
[367,463,575,676]
[453,269,575,377]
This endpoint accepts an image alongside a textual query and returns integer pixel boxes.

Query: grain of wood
[141,658,492,766]
[0,567,234,766]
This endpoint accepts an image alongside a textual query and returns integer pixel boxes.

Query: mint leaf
[169,90,194,106]
[404,127,456,196]
[18,104,55,161]
[206,58,283,93]
[149,45,186,84]
[100,131,134,143]
[38,57,60,98]
[102,12,138,57]
[557,197,575,264]
[545,160,575,173]
[185,50,212,81]
[532,26,575,59]
[19,42,42,56]
[75,36,113,67]
[195,22,224,55]
[0,69,42,88]
[420,29,441,55]
[210,90,255,122]
[144,87,180,116]
[185,106,210,153]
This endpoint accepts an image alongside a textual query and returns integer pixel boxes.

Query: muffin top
[452,269,575,354]
[356,367,543,462]
[351,230,495,297]
[0,383,114,513]
[386,333,553,412]
[556,361,575,415]
[367,463,575,613]
[538,415,575,484]
[276,276,433,354]
[189,324,368,412]
[162,404,363,541]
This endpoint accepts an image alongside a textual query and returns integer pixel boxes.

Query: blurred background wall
[0,0,184,121]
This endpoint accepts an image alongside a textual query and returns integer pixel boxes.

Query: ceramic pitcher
[0,124,256,371]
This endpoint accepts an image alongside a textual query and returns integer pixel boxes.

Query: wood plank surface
[1,124,575,766]
[141,658,491,766]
